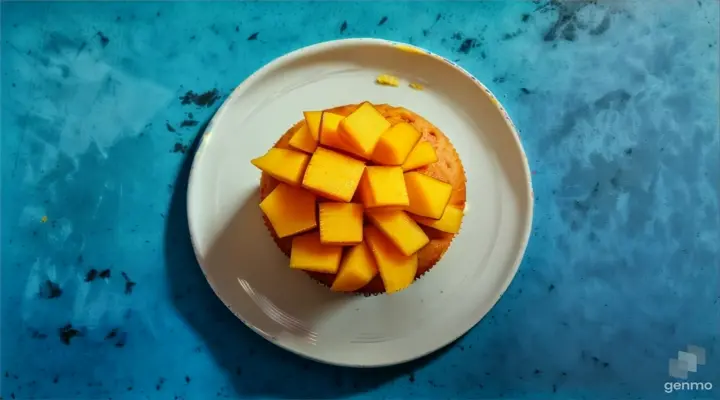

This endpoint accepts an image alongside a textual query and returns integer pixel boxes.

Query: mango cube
[413,205,464,234]
[371,122,422,166]
[319,203,363,245]
[251,148,310,186]
[318,112,345,149]
[319,112,363,157]
[260,183,317,238]
[290,232,343,274]
[404,172,453,219]
[304,111,322,140]
[366,209,429,256]
[357,166,409,208]
[365,226,417,293]
[339,102,391,158]
[288,123,317,153]
[302,147,366,202]
[331,242,378,292]
[401,141,438,171]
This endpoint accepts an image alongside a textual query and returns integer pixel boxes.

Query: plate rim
[186,38,534,367]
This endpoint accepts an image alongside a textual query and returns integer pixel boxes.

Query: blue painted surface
[1,1,718,399]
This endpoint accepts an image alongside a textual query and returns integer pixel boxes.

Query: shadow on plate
[164,123,451,398]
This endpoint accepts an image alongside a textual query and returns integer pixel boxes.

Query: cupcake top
[256,103,467,295]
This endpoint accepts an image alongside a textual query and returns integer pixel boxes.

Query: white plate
[187,38,533,367]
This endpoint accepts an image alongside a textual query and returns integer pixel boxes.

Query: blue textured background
[1,1,718,399]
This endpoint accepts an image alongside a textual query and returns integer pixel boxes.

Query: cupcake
[252,103,466,295]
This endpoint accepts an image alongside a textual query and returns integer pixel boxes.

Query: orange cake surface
[259,104,466,295]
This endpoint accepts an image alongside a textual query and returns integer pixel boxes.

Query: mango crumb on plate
[375,74,400,87]
[409,82,424,90]
[40,216,48,223]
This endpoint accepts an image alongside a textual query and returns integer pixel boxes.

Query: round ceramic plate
[187,38,533,367]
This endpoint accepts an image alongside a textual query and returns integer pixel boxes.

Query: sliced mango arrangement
[251,102,464,294]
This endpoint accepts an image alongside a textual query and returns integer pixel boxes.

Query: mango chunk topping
[413,205,464,234]
[319,202,363,245]
[366,209,429,256]
[251,148,310,186]
[365,226,417,294]
[357,166,409,208]
[260,183,317,238]
[404,172,452,219]
[401,141,438,171]
[339,102,391,159]
[302,147,366,202]
[331,242,378,292]
[304,111,322,140]
[319,112,364,157]
[289,123,317,153]
[290,232,343,274]
[372,122,422,166]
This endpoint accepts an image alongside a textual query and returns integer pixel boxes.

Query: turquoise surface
[1,1,718,399]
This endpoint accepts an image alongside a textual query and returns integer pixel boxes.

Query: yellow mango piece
[319,202,363,245]
[357,166,408,208]
[401,141,438,171]
[290,232,343,274]
[331,242,378,292]
[318,112,344,148]
[375,74,400,87]
[259,183,317,238]
[413,205,464,234]
[318,112,362,156]
[371,122,422,166]
[302,147,366,202]
[251,148,310,186]
[288,123,317,153]
[339,102,391,158]
[365,226,417,293]
[366,209,429,256]
[304,111,322,140]
[404,172,453,219]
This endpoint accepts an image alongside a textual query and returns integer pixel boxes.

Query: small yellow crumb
[409,82,424,91]
[376,74,400,87]
[41,216,48,223]
[394,44,426,55]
